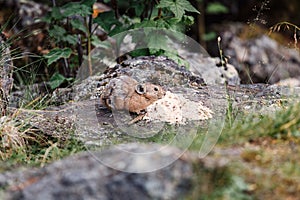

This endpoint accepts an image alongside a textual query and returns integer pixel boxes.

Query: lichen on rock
[144,91,213,124]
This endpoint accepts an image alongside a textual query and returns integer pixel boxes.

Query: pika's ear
[135,84,146,94]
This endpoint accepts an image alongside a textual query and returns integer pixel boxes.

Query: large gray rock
[1,143,227,200]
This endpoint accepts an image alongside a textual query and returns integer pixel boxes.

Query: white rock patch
[143,91,213,124]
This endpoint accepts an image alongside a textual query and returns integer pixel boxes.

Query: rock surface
[11,81,300,148]
[219,22,300,84]
[1,143,227,200]
[7,55,299,148]
[0,32,14,116]
[3,55,300,200]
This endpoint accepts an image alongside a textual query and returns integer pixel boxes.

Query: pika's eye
[154,87,159,91]
[135,84,146,94]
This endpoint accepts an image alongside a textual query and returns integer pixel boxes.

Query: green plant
[43,0,200,89]
[43,0,96,89]
[195,0,228,46]
[218,101,300,145]
[205,2,228,14]
[126,0,200,59]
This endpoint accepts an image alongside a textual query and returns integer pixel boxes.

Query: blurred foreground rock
[1,143,227,200]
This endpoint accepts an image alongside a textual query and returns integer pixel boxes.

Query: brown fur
[100,75,165,113]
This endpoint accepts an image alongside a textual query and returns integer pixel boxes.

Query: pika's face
[135,83,165,100]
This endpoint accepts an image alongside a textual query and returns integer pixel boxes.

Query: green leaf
[149,48,164,56]
[155,18,171,29]
[81,0,96,7]
[157,0,200,19]
[94,11,122,33]
[44,48,72,66]
[164,51,190,68]
[202,31,217,41]
[129,48,150,57]
[61,2,92,17]
[182,15,194,26]
[206,2,228,14]
[107,25,129,37]
[49,73,67,89]
[91,35,115,50]
[44,7,63,22]
[63,35,78,45]
[165,18,185,31]
[147,33,168,51]
[153,18,185,32]
[71,19,87,32]
[134,19,157,29]
[49,25,78,45]
[132,2,144,17]
[49,25,66,40]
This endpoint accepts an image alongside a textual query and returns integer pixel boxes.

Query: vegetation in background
[44,0,200,89]
[1,1,300,199]
[2,0,229,89]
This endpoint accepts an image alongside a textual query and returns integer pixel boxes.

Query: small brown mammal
[100,75,165,114]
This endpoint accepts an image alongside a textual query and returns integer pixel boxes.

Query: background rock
[219,22,300,84]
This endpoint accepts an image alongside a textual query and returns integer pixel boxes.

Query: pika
[100,75,165,114]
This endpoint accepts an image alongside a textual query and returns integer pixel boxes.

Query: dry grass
[0,109,84,169]
[0,113,36,160]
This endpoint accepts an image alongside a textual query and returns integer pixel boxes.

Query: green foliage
[187,157,252,200]
[42,0,97,88]
[201,31,217,41]
[49,72,73,89]
[222,176,252,200]
[94,11,123,34]
[60,2,92,17]
[199,2,228,42]
[44,48,72,65]
[198,176,252,200]
[130,0,145,17]
[43,0,200,89]
[206,2,229,14]
[1,134,85,169]
[71,19,88,32]
[219,101,300,145]
[157,0,200,20]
